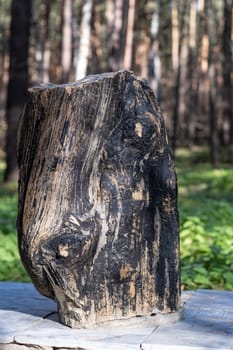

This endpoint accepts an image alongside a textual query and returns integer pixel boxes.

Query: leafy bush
[177,149,233,290]
[0,172,30,282]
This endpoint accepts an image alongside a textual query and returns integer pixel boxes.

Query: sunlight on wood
[123,0,135,69]
[172,2,179,71]
[201,34,209,73]
[198,0,204,12]
[189,1,196,49]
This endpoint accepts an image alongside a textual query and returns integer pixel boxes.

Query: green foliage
[0,161,30,282]
[177,148,233,290]
[0,149,233,291]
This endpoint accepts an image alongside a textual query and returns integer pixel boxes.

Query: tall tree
[148,1,161,94]
[41,0,51,83]
[75,0,93,80]
[222,0,233,144]
[106,0,132,72]
[206,0,219,167]
[106,0,124,71]
[4,0,31,181]
[0,1,10,91]
[30,0,51,83]
[123,0,135,70]
[157,0,173,135]
[195,0,209,143]
[88,0,102,74]
[61,0,72,82]
[132,0,154,78]
[185,0,197,144]
[48,0,63,83]
[171,0,189,152]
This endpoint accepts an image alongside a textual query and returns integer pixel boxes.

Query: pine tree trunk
[49,0,63,83]
[157,0,173,135]
[185,0,197,145]
[17,70,180,329]
[75,0,93,80]
[222,0,233,144]
[61,0,72,82]
[148,1,161,94]
[41,0,51,83]
[172,0,189,152]
[206,0,219,166]
[106,0,124,71]
[123,0,135,70]
[4,0,31,181]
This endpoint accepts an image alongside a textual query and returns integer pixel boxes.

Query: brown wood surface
[17,70,180,328]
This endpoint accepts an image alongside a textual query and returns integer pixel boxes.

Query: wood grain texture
[17,70,180,328]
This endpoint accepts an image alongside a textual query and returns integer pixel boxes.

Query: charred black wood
[17,70,180,328]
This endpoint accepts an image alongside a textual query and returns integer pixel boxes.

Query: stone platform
[0,282,232,350]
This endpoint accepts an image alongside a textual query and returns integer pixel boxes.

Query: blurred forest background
[0,0,232,290]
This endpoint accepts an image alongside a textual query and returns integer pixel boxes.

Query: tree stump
[17,70,180,328]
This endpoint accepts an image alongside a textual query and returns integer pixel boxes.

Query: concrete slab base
[0,282,232,350]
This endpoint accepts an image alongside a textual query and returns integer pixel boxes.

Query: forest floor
[0,146,232,290]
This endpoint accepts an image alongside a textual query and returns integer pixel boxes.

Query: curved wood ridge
[17,70,180,328]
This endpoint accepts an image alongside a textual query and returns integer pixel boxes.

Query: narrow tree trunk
[41,0,51,83]
[106,0,124,71]
[32,0,51,83]
[123,0,135,70]
[157,0,173,135]
[222,0,233,144]
[17,70,180,329]
[148,1,161,94]
[88,0,102,74]
[72,0,80,77]
[31,4,43,82]
[0,24,6,90]
[4,0,31,181]
[185,0,197,145]
[172,0,179,72]
[75,0,93,80]
[209,62,218,167]
[206,0,219,167]
[49,0,63,83]
[132,0,153,79]
[172,0,189,152]
[61,0,72,82]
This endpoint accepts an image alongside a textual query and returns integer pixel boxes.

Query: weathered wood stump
[17,71,180,328]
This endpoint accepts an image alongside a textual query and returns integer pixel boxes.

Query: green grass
[0,147,232,290]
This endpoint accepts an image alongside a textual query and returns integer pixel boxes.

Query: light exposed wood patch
[58,243,69,258]
[120,264,131,280]
[132,179,147,201]
[129,281,136,298]
[65,86,73,95]
[135,122,143,137]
